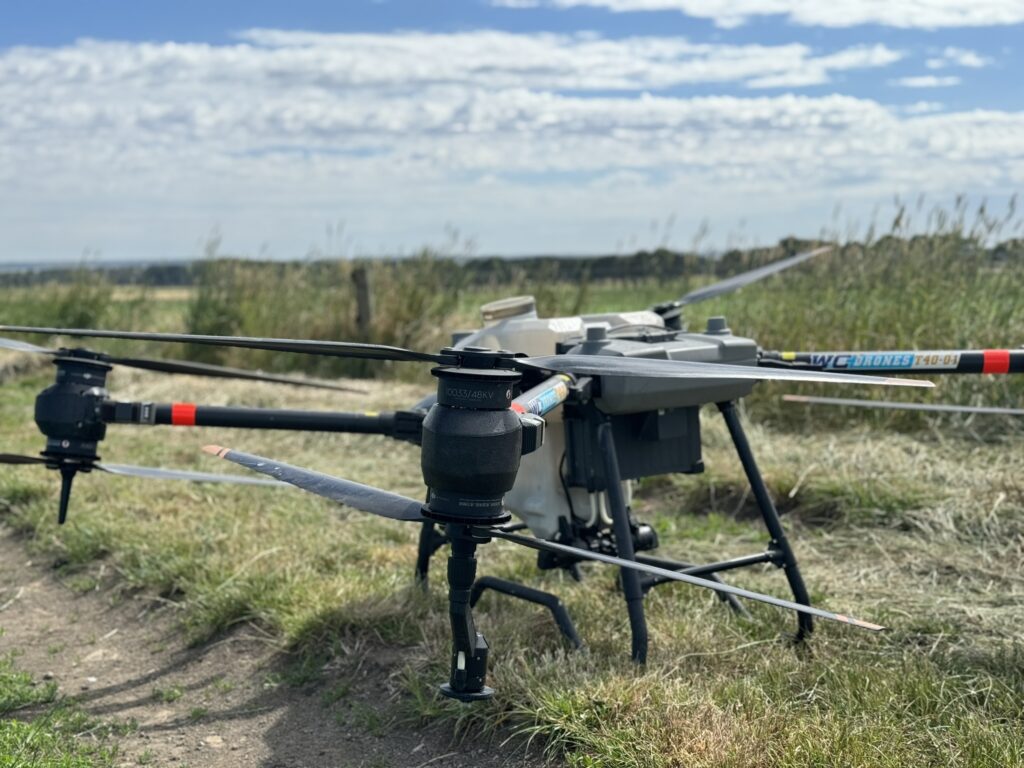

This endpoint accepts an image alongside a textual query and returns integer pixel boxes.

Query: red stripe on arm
[983,350,1011,374]
[171,402,198,426]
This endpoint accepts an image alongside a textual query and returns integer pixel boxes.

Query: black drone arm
[101,401,425,444]
[760,348,1024,375]
[99,375,574,446]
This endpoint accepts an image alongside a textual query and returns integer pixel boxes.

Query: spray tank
[451,296,663,539]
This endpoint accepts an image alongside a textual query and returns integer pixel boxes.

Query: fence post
[352,265,374,338]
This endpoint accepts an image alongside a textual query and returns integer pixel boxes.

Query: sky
[1,0,1022,263]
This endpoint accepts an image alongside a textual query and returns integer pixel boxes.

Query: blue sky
[1,0,1022,262]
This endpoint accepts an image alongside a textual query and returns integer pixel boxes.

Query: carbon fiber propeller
[0,325,932,389]
[0,335,363,392]
[0,451,284,484]
[204,445,884,632]
[654,246,832,312]
[0,452,284,524]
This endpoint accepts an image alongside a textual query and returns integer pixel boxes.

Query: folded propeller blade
[516,355,932,389]
[0,336,57,354]
[103,355,365,392]
[783,394,1024,416]
[0,326,445,364]
[95,462,286,486]
[671,246,832,308]
[203,446,427,521]
[0,332,364,391]
[0,453,48,465]
[0,452,283,485]
[486,528,883,631]
[201,446,882,631]
[0,324,930,389]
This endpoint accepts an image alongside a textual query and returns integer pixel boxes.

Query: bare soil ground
[0,525,547,768]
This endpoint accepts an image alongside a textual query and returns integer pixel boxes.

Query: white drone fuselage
[451,297,759,539]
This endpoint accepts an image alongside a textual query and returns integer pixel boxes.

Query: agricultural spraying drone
[0,321,931,700]
[3,245,1020,697]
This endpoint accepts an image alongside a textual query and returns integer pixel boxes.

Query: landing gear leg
[415,518,448,589]
[718,400,813,642]
[598,422,649,663]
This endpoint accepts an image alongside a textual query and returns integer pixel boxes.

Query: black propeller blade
[101,355,364,392]
[783,394,1024,416]
[0,334,364,392]
[0,327,444,364]
[0,453,48,464]
[0,326,933,390]
[203,446,427,521]
[664,246,832,310]
[203,445,884,631]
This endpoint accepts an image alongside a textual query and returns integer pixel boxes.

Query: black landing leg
[415,520,448,588]
[717,400,813,642]
[439,526,493,701]
[420,516,582,647]
[470,577,584,649]
[598,422,649,664]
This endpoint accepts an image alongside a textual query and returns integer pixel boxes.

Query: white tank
[453,296,660,539]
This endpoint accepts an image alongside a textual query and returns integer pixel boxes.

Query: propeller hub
[439,345,520,372]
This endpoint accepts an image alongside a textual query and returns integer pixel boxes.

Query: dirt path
[0,525,547,768]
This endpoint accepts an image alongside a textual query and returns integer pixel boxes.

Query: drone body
[451,296,758,541]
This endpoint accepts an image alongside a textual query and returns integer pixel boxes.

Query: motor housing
[421,366,522,525]
[35,352,111,462]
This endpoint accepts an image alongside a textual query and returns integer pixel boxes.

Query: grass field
[1,231,1023,766]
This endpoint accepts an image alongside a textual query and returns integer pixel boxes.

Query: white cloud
[493,0,1024,29]
[925,46,992,69]
[746,44,901,88]
[230,29,900,91]
[0,30,1020,260]
[902,101,945,114]
[891,75,962,87]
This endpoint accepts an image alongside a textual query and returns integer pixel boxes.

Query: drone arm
[102,401,424,443]
[760,349,1024,375]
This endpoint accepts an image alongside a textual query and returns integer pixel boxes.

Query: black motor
[420,364,523,525]
[35,351,111,461]
[33,351,111,523]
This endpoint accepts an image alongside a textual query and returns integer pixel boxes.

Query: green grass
[152,686,183,704]
[1,227,1023,765]
[1,360,1022,765]
[0,654,117,768]
[0,653,57,715]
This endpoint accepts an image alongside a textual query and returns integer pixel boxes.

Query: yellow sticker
[781,352,796,361]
